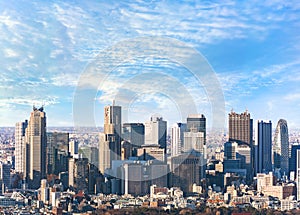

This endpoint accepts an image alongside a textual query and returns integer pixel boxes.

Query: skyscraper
[104,104,122,155]
[122,123,145,147]
[99,104,122,174]
[254,120,272,175]
[144,115,167,152]
[15,120,28,176]
[170,151,205,195]
[171,123,186,157]
[273,119,289,176]
[68,157,89,192]
[289,143,300,175]
[46,132,69,175]
[187,114,206,134]
[228,110,253,146]
[296,149,300,200]
[25,106,47,188]
[228,110,253,180]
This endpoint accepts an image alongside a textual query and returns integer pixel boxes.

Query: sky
[0,0,300,130]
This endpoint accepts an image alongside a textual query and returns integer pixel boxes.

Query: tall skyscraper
[289,143,300,175]
[273,119,289,176]
[25,106,47,188]
[296,149,300,200]
[228,110,253,180]
[99,104,122,174]
[228,110,253,146]
[144,115,167,152]
[46,132,69,175]
[104,104,122,156]
[15,120,28,176]
[254,120,272,175]
[171,123,186,157]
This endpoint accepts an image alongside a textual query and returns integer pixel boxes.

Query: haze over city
[1,1,300,128]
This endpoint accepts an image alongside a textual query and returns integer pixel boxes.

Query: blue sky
[0,0,300,130]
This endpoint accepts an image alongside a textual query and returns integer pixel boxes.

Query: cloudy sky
[1,0,300,130]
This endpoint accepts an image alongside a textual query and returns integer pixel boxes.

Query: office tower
[122,123,145,148]
[68,157,89,192]
[0,162,12,189]
[69,139,78,157]
[171,123,186,157]
[15,120,28,175]
[224,141,238,160]
[104,104,122,156]
[182,115,206,178]
[25,106,47,188]
[99,133,116,174]
[273,119,289,176]
[187,114,206,134]
[99,104,122,174]
[170,151,205,195]
[228,110,253,146]
[183,131,206,153]
[297,149,300,200]
[290,144,300,174]
[228,110,253,180]
[144,115,167,152]
[47,132,69,175]
[79,146,99,167]
[254,120,272,175]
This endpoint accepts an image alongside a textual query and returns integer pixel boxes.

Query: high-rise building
[170,151,205,195]
[183,131,206,154]
[104,104,122,156]
[296,149,300,200]
[228,110,253,146]
[68,157,89,192]
[228,110,253,180]
[99,104,122,174]
[289,143,300,175]
[69,139,78,157]
[122,123,144,148]
[182,115,207,178]
[224,141,238,160]
[99,133,116,174]
[123,160,167,196]
[171,123,186,157]
[0,162,12,189]
[187,114,206,134]
[25,106,47,189]
[144,115,167,152]
[273,119,289,176]
[79,146,99,167]
[15,120,28,176]
[254,120,272,175]
[46,132,69,175]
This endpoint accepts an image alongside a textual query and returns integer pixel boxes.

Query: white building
[171,123,186,157]
[145,115,167,151]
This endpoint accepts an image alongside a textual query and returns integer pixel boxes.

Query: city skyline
[1,1,300,129]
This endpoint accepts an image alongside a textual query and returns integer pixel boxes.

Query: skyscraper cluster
[13,104,299,201]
